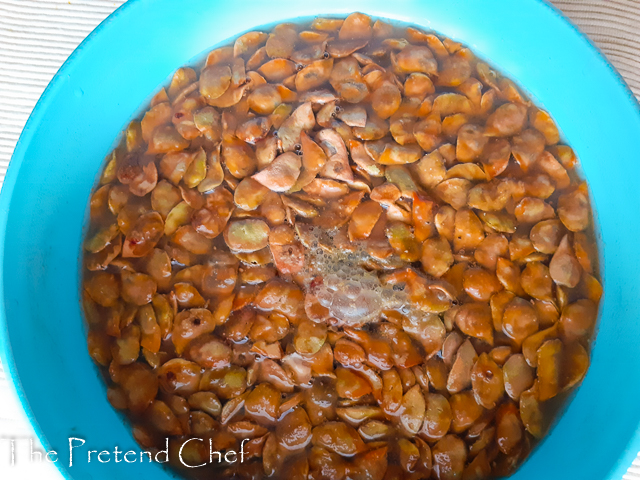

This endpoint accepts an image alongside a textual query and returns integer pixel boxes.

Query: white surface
[0,1,639,479]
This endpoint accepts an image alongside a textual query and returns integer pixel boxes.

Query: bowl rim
[1,1,639,479]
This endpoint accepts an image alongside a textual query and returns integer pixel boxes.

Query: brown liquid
[82,13,602,480]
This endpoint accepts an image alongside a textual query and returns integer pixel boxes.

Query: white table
[0,1,639,478]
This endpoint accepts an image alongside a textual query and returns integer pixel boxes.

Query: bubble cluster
[300,226,408,327]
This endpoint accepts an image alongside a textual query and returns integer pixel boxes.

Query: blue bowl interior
[1,1,640,479]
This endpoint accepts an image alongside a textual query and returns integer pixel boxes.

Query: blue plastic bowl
[1,0,640,479]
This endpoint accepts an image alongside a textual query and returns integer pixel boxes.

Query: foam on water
[299,225,408,326]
